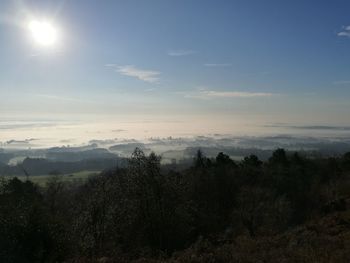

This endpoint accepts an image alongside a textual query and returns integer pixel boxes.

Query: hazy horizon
[2,116,350,149]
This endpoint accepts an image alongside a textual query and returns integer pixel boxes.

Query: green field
[2,170,100,186]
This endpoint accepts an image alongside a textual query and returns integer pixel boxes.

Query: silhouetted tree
[269,148,289,167]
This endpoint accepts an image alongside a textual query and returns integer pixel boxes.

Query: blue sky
[1,0,350,140]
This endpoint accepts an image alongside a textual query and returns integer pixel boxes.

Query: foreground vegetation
[1,148,350,262]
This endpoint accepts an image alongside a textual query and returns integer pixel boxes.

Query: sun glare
[28,20,58,46]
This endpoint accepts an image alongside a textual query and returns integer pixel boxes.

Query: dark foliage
[1,148,350,262]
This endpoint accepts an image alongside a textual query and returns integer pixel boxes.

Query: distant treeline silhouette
[1,148,350,262]
[0,157,123,176]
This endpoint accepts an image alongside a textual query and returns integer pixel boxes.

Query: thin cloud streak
[168,49,196,56]
[116,65,160,83]
[181,90,276,99]
[264,124,350,131]
[204,63,232,67]
[333,80,350,85]
[35,94,95,104]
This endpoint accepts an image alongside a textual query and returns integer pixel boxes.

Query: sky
[1,0,350,145]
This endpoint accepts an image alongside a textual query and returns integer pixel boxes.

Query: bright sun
[28,20,58,47]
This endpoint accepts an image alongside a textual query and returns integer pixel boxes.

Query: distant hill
[0,157,124,176]
[46,148,117,162]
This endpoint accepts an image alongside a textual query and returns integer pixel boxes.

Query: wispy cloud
[0,122,58,130]
[265,124,350,131]
[105,63,117,67]
[115,65,160,83]
[333,80,350,85]
[145,88,156,92]
[337,25,350,37]
[168,49,196,56]
[181,89,275,99]
[204,63,232,67]
[35,94,95,103]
